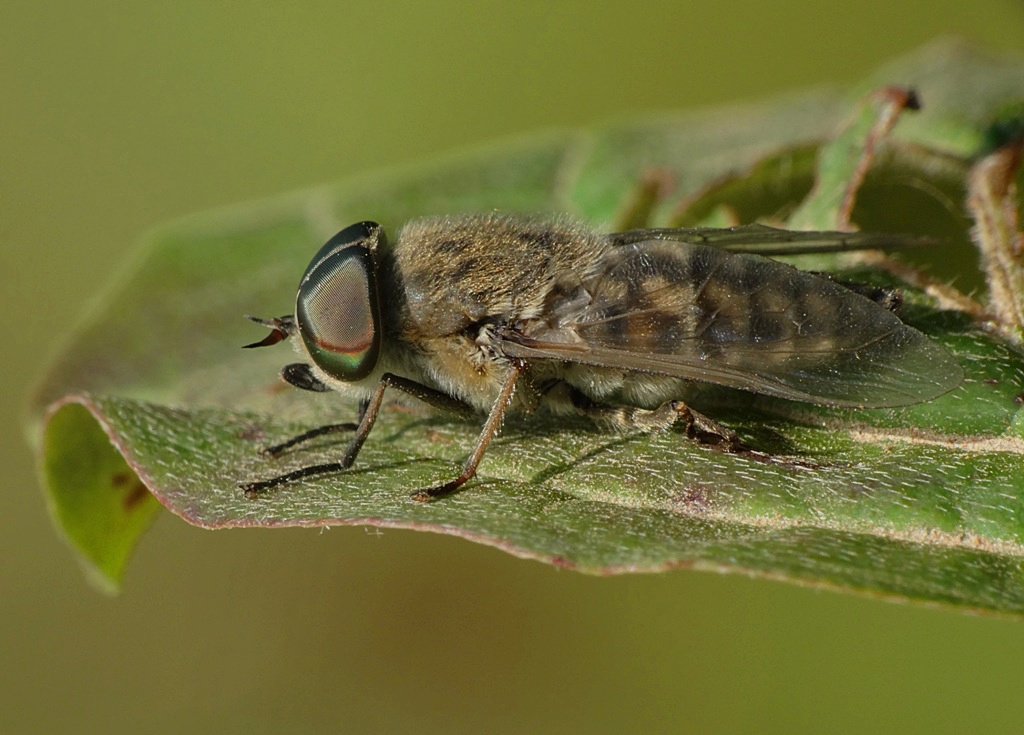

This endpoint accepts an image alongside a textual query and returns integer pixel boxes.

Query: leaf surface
[29,40,1024,612]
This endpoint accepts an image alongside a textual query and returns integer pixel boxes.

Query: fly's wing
[499,234,963,408]
[610,224,933,256]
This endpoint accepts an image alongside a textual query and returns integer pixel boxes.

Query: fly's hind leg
[682,406,745,448]
[568,388,744,450]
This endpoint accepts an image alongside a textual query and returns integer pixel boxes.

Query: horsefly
[241,213,962,501]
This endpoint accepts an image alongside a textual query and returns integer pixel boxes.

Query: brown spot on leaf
[425,430,452,445]
[672,484,713,513]
[236,423,264,440]
[113,471,151,511]
[237,423,265,441]
[548,555,575,570]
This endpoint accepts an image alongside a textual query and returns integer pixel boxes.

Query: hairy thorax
[388,213,605,410]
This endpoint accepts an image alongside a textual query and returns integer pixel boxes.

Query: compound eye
[295,226,382,382]
[301,221,379,282]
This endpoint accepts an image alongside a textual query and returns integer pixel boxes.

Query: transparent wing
[609,224,933,256]
[499,235,962,408]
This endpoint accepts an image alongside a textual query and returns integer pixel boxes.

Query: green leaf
[28,40,1024,612]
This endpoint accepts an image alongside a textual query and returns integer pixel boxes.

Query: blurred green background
[4,2,1024,733]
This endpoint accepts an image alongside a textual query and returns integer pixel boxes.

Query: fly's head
[245,222,387,391]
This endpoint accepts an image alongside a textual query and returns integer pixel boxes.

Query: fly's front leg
[253,362,363,458]
[261,416,363,459]
[241,373,475,497]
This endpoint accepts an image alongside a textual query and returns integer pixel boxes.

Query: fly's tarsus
[410,476,473,503]
[241,461,350,497]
